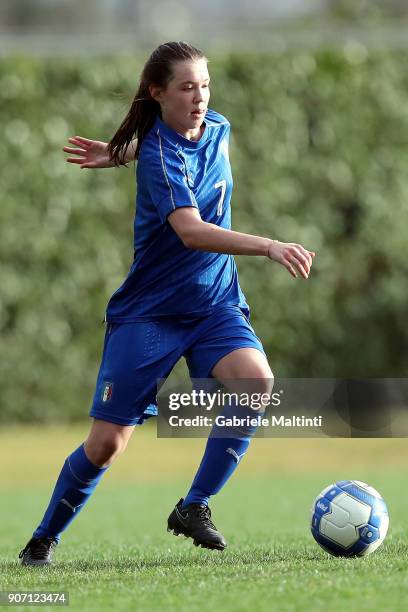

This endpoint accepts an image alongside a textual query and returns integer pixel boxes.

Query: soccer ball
[310,480,389,557]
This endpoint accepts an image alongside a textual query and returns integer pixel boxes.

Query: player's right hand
[63,136,116,169]
[267,240,316,279]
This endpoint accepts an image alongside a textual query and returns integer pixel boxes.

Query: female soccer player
[19,41,315,565]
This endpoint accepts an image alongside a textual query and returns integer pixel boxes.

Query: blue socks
[182,436,251,508]
[182,401,261,508]
[32,404,261,538]
[33,444,108,542]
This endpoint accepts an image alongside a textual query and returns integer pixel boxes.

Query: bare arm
[121,139,138,164]
[63,137,138,168]
[168,207,315,279]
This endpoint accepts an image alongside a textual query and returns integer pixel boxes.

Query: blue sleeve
[144,141,198,224]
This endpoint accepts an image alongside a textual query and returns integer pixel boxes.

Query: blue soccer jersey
[106,108,249,321]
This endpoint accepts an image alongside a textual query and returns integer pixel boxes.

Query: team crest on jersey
[102,382,113,402]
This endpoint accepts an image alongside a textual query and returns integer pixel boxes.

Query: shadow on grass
[4,540,406,574]
[2,548,325,573]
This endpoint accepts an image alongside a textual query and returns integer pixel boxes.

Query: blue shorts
[89,305,265,426]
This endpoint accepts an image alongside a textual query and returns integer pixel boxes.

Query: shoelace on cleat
[190,505,217,530]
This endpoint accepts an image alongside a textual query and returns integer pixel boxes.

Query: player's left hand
[267,240,316,279]
[63,136,116,169]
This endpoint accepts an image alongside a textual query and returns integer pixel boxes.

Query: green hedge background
[1,49,407,422]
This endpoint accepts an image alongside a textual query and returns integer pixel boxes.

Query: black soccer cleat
[19,536,58,566]
[167,498,227,551]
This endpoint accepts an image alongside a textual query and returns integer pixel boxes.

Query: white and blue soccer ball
[310,480,389,557]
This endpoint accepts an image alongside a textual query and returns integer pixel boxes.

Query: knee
[260,369,274,397]
[245,367,274,413]
[248,365,274,398]
[85,433,128,467]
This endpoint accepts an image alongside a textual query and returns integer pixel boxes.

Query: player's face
[152,59,210,139]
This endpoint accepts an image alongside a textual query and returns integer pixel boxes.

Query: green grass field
[1,425,408,611]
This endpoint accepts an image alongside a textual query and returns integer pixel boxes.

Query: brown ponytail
[107,41,206,165]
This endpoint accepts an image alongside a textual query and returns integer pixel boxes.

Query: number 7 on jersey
[214,180,226,216]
